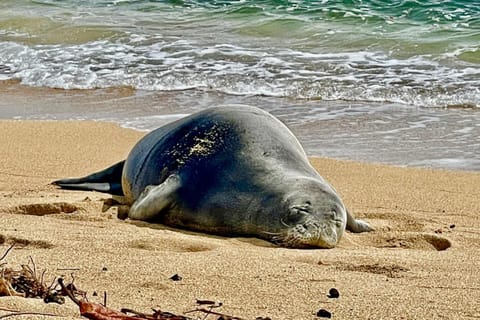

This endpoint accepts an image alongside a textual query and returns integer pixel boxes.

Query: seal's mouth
[266,219,341,249]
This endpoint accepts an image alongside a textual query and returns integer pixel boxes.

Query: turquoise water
[1,0,479,107]
[0,0,479,170]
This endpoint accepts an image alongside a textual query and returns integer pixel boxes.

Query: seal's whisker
[280,218,291,228]
[261,231,282,236]
[269,234,287,246]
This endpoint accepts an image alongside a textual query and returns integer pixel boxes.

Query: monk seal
[54,105,372,248]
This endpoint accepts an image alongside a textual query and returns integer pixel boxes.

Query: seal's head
[269,178,347,248]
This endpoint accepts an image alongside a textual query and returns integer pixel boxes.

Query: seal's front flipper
[128,174,181,222]
[53,161,125,196]
[346,210,374,233]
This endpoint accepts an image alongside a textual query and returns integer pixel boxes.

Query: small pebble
[102,267,108,271]
[43,292,65,305]
[196,299,216,305]
[317,309,332,318]
[449,224,456,229]
[328,288,340,298]
[170,274,182,281]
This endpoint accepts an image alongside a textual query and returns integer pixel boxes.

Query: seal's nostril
[297,224,306,232]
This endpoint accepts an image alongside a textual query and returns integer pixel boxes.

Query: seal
[54,105,372,248]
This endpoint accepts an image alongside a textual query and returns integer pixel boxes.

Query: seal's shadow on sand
[126,219,278,249]
[122,210,452,251]
[6,198,453,252]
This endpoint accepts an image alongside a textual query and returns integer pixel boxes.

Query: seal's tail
[52,161,125,196]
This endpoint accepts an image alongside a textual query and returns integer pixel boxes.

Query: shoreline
[2,81,480,172]
[1,120,479,319]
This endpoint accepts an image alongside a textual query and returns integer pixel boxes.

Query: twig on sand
[0,245,15,263]
[58,278,195,320]
[0,307,57,319]
[0,311,58,319]
[0,309,18,313]
[185,307,246,320]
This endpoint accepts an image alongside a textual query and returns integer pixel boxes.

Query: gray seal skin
[54,105,372,248]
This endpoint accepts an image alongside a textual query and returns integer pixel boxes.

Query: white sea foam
[1,28,479,109]
[120,114,191,131]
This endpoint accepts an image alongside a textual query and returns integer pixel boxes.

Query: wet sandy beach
[1,120,479,319]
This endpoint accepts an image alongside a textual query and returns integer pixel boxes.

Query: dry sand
[0,120,479,319]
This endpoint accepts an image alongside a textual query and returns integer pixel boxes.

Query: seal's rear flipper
[346,210,374,233]
[53,161,125,196]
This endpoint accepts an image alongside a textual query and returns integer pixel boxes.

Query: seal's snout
[275,219,339,249]
[276,197,346,248]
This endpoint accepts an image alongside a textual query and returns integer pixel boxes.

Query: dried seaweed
[0,247,62,303]
[1,246,272,319]
[0,245,62,318]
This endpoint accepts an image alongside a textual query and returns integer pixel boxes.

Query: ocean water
[0,0,479,170]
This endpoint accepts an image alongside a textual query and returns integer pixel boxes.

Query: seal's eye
[291,205,310,214]
[283,205,310,225]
